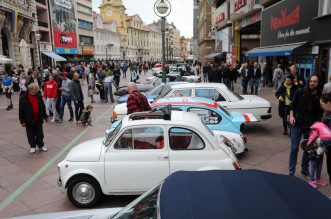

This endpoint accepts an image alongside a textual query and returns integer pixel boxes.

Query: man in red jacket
[43,74,58,122]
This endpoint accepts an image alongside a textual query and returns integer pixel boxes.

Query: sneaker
[314,179,328,186]
[308,181,318,189]
[40,146,48,152]
[30,148,36,154]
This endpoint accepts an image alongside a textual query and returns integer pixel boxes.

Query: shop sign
[238,11,261,29]
[55,48,78,54]
[50,0,77,49]
[232,46,236,65]
[215,2,228,30]
[261,0,318,47]
[230,0,257,21]
[83,49,93,55]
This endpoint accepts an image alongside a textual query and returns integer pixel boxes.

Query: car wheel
[67,176,102,208]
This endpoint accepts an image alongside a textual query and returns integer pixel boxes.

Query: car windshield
[218,105,231,117]
[104,121,122,146]
[147,84,163,96]
[156,86,172,99]
[111,185,161,219]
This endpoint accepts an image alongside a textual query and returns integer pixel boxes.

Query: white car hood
[66,137,104,162]
[240,95,271,106]
[9,208,122,219]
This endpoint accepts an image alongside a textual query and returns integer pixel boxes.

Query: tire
[67,176,102,208]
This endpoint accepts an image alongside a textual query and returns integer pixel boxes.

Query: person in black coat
[275,75,297,135]
[19,83,48,153]
[222,63,231,89]
[248,62,262,95]
[70,73,85,124]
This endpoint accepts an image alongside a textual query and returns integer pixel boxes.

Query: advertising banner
[261,0,318,47]
[215,2,228,30]
[50,0,77,53]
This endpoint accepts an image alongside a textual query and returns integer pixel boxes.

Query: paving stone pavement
[0,72,330,218]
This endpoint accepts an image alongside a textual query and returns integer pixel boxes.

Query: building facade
[93,13,120,60]
[198,0,216,64]
[76,0,94,60]
[0,0,40,68]
[147,24,162,62]
[193,0,199,61]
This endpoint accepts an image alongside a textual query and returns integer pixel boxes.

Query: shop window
[319,0,331,16]
[79,35,93,45]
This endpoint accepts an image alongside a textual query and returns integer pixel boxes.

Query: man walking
[248,62,261,95]
[70,73,84,124]
[58,72,74,122]
[289,75,323,177]
[127,82,151,114]
[19,83,48,154]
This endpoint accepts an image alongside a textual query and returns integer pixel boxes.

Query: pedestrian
[127,82,152,115]
[70,73,85,124]
[273,64,284,92]
[131,67,138,83]
[121,62,128,79]
[19,83,48,154]
[113,64,121,89]
[143,62,149,75]
[19,72,29,96]
[2,72,14,110]
[275,75,297,135]
[289,75,323,177]
[88,71,96,104]
[290,64,305,88]
[80,105,93,126]
[103,71,115,103]
[222,63,231,89]
[248,62,261,95]
[43,75,58,122]
[202,62,211,82]
[229,64,238,91]
[58,72,74,122]
[240,63,249,95]
[52,69,62,117]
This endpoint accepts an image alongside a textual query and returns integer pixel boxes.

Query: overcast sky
[92,0,193,38]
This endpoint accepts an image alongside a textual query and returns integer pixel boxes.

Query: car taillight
[267,107,272,113]
[232,161,241,170]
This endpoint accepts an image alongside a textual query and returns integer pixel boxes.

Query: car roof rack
[130,105,172,121]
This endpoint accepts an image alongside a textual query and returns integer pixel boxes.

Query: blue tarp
[245,43,306,57]
[160,170,331,219]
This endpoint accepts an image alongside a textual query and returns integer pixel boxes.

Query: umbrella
[160,170,331,219]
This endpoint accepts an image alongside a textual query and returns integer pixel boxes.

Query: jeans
[282,105,290,133]
[45,98,57,118]
[104,82,114,102]
[242,80,248,94]
[289,126,310,175]
[204,73,208,82]
[74,101,84,122]
[309,159,323,180]
[26,123,44,148]
[59,95,73,120]
[250,79,259,94]
[122,70,127,78]
[56,96,61,115]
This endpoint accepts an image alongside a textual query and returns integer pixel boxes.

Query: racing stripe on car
[243,114,251,122]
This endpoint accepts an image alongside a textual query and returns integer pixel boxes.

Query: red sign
[216,13,225,24]
[53,30,77,48]
[271,6,300,30]
[234,0,246,12]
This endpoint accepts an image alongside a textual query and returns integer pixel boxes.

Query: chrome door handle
[157,155,169,159]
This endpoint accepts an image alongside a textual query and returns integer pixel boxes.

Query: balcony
[38,21,48,28]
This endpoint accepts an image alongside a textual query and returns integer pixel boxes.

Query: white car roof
[170,83,228,89]
[121,111,204,128]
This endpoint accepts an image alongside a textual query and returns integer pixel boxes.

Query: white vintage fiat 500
[57,109,240,208]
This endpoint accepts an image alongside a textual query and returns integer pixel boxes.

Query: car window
[188,108,222,124]
[148,85,163,96]
[169,127,205,150]
[114,129,133,150]
[104,121,122,147]
[195,89,214,99]
[172,89,192,97]
[214,90,226,101]
[113,185,160,219]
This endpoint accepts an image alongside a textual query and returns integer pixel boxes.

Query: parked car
[58,109,239,207]
[116,82,189,104]
[164,83,272,121]
[114,75,192,96]
[151,97,257,154]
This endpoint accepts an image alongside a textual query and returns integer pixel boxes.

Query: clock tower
[99,0,128,47]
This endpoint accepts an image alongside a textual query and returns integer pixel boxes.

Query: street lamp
[154,0,171,83]
[35,32,42,68]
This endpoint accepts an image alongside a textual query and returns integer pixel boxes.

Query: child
[2,72,13,110]
[80,105,93,126]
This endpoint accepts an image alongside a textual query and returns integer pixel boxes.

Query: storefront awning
[205,52,224,59]
[245,42,307,57]
[42,52,67,61]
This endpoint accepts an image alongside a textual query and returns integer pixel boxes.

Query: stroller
[96,82,105,101]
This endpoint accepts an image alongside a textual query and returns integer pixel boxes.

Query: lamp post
[154,0,171,83]
[35,32,41,68]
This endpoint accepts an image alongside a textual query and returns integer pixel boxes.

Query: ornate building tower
[99,0,127,48]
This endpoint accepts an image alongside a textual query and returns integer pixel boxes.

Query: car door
[104,126,169,192]
[167,126,217,173]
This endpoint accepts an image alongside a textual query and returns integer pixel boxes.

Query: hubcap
[72,182,95,204]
